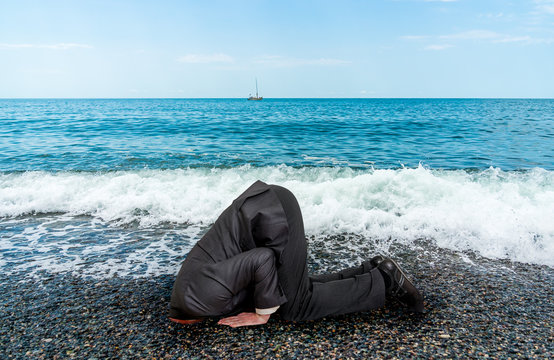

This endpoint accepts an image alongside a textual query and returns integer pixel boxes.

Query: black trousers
[271,185,385,321]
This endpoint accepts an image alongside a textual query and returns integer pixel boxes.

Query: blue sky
[1,0,553,98]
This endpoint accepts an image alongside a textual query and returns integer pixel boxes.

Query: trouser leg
[298,268,385,321]
[272,185,386,321]
[310,260,374,283]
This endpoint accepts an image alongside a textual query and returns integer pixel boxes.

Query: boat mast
[255,78,259,98]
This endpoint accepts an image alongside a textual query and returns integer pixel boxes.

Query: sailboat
[247,78,263,100]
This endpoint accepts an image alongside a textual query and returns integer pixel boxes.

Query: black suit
[169,181,385,321]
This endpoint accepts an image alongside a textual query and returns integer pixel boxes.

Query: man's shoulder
[233,180,271,206]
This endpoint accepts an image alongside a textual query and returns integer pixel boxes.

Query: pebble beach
[2,243,552,359]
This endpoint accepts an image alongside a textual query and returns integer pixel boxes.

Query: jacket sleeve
[205,247,287,311]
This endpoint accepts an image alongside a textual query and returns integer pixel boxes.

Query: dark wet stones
[1,247,553,359]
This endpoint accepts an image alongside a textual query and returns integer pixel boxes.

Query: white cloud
[534,0,554,14]
[440,30,501,40]
[403,31,502,42]
[478,12,505,19]
[425,44,454,50]
[21,67,64,75]
[314,58,351,65]
[440,30,552,44]
[400,35,430,40]
[0,43,93,50]
[403,29,550,48]
[177,53,234,63]
[494,36,533,43]
[254,55,350,67]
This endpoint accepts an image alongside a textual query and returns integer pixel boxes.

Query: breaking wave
[1,165,553,270]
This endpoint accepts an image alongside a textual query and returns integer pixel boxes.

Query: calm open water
[1,98,552,171]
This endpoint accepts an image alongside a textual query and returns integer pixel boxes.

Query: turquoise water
[1,98,552,171]
[0,98,553,278]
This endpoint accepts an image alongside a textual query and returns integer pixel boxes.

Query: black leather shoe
[375,257,424,313]
[370,255,385,268]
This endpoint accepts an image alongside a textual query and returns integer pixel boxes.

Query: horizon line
[1,97,553,100]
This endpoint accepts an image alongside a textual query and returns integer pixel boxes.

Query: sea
[0,98,553,279]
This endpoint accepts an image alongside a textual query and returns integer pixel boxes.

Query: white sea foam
[1,165,553,278]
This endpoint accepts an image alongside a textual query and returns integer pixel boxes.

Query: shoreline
[1,249,552,359]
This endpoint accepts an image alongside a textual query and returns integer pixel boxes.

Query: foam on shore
[1,165,553,278]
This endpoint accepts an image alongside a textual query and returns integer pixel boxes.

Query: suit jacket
[169,181,289,319]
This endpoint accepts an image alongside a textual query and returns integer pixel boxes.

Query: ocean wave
[1,165,553,267]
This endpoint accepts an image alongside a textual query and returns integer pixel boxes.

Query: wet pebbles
[1,246,553,359]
